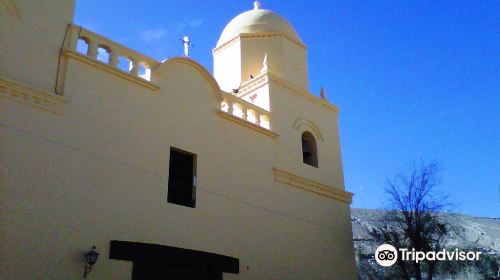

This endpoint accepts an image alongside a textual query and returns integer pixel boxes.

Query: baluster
[255,112,261,126]
[261,115,270,129]
[87,39,98,59]
[228,101,234,115]
[241,107,247,120]
[109,49,119,67]
[144,66,152,81]
[130,58,140,76]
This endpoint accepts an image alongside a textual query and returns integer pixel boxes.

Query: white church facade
[0,1,356,279]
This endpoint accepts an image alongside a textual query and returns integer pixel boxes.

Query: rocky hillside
[351,208,500,255]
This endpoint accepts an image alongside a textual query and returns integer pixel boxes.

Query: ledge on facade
[217,111,279,138]
[0,76,68,115]
[273,167,353,204]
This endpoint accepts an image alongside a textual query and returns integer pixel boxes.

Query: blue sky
[74,1,499,218]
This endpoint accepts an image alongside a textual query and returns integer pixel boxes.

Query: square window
[168,148,196,208]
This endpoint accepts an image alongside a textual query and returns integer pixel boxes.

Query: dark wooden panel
[109,240,239,274]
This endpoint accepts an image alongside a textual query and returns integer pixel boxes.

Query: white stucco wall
[214,42,242,92]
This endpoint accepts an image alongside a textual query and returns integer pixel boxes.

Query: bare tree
[369,160,451,280]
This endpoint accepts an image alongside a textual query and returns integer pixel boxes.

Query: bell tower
[213,1,309,94]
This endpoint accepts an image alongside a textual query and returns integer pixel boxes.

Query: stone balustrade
[221,92,271,129]
[65,24,159,81]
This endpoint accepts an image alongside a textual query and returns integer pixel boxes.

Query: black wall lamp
[83,246,99,278]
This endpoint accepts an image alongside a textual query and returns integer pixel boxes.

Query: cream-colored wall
[269,81,346,190]
[1,58,355,279]
[0,0,75,93]
[281,40,309,90]
[0,1,356,279]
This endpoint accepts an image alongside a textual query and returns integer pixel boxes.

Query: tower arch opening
[302,131,318,167]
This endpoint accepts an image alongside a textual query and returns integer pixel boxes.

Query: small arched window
[302,131,318,167]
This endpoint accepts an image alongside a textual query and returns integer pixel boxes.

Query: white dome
[216,3,301,47]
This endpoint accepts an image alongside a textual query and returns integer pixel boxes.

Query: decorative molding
[213,32,307,54]
[217,111,279,138]
[236,72,269,99]
[0,0,21,19]
[234,72,339,115]
[268,73,339,114]
[241,33,306,49]
[273,167,353,204]
[166,57,223,102]
[63,50,160,91]
[0,77,68,115]
[212,36,240,54]
[292,118,324,142]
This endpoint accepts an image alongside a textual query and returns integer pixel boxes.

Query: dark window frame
[168,147,197,208]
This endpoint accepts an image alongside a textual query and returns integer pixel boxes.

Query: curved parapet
[159,57,223,102]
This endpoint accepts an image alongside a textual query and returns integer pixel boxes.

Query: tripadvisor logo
[375,244,482,267]
[375,244,398,267]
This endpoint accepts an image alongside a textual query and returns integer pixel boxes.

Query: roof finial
[181,35,193,57]
[254,1,261,10]
[320,86,327,100]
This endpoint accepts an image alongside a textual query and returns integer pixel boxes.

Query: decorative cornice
[217,111,279,138]
[267,73,339,114]
[212,36,241,54]
[0,77,68,115]
[213,32,307,54]
[241,33,306,49]
[273,167,353,204]
[63,50,160,91]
